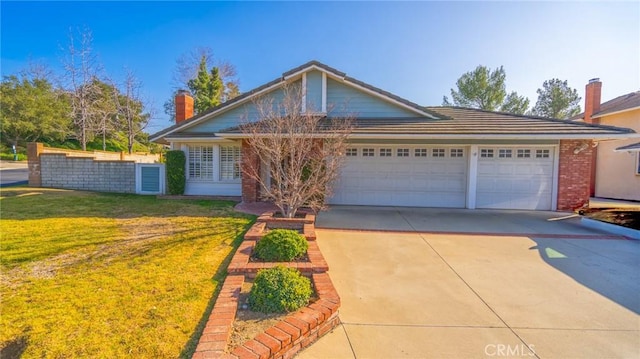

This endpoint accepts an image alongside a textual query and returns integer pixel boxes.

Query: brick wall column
[241,139,260,203]
[27,142,44,187]
[557,140,593,211]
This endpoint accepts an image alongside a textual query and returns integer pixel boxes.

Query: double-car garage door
[329,145,555,210]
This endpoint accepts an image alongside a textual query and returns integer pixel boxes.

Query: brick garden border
[192,211,340,359]
[228,219,326,276]
[192,273,340,359]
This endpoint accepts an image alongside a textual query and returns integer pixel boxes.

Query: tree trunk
[81,124,87,151]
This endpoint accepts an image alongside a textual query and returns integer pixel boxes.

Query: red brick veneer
[228,240,328,276]
[557,140,594,211]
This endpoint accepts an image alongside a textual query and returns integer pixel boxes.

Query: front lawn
[0,188,254,358]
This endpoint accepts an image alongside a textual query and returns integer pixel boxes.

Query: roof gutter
[216,132,639,140]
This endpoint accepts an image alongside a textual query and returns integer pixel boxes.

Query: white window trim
[187,145,215,182]
[219,145,242,182]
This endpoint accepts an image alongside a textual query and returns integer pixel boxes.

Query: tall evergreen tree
[531,79,581,119]
[443,65,529,114]
[187,56,223,114]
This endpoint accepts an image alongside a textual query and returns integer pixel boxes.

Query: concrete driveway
[299,207,640,358]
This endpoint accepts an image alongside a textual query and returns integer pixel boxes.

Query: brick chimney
[175,90,194,124]
[584,78,602,124]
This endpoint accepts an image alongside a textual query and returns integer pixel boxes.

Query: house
[572,79,640,201]
[150,61,637,211]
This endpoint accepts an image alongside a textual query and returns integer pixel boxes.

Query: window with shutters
[188,146,214,180]
[220,146,241,180]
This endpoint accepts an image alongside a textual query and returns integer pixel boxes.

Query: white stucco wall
[595,109,640,201]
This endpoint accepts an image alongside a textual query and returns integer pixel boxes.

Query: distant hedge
[165,150,186,195]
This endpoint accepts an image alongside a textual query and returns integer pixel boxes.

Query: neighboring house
[150,61,637,211]
[572,79,640,201]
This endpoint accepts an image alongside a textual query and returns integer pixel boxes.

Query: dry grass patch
[0,187,254,358]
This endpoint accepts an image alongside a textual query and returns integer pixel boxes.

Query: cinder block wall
[40,154,136,193]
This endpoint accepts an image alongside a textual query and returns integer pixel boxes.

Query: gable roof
[615,142,640,152]
[218,106,635,139]
[150,60,440,142]
[573,91,640,120]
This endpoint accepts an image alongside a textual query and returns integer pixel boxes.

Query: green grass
[0,188,254,358]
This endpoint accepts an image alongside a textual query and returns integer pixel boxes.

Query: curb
[580,217,640,240]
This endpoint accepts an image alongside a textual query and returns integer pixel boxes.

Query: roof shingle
[573,91,640,120]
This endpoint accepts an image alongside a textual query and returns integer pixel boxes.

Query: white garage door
[476,147,554,210]
[329,146,467,207]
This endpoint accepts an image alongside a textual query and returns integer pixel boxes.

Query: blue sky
[2,1,638,133]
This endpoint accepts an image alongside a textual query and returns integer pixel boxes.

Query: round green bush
[248,266,312,313]
[254,229,308,262]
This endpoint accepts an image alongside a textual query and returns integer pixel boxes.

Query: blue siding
[306,71,323,112]
[186,87,288,133]
[327,79,417,118]
[183,74,420,135]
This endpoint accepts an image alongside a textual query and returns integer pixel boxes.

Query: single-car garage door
[476,147,554,210]
[329,146,467,207]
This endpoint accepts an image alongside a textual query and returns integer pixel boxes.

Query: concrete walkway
[298,209,639,358]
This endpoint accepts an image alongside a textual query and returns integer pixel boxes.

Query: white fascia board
[151,81,285,142]
[165,137,238,143]
[283,65,345,81]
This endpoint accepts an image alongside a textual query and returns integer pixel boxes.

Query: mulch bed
[582,208,640,230]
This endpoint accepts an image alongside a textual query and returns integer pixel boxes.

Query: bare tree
[114,69,150,154]
[165,47,240,121]
[172,46,238,89]
[241,84,353,218]
[60,27,103,150]
[93,79,117,151]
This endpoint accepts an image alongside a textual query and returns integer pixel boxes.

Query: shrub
[165,150,186,195]
[254,229,308,261]
[0,153,27,161]
[249,266,312,313]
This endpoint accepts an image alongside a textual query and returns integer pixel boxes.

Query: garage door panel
[477,147,554,210]
[329,146,467,207]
